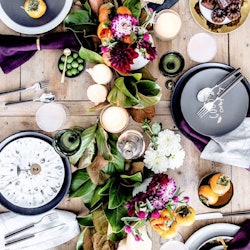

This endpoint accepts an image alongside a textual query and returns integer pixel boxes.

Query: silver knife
[196,210,250,221]
[5,223,65,246]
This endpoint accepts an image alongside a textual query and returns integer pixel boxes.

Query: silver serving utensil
[196,210,250,220]
[5,92,55,106]
[197,68,241,102]
[5,212,58,239]
[197,74,244,118]
[5,224,65,247]
[0,81,49,96]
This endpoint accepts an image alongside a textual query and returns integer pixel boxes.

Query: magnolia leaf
[90,186,104,208]
[137,80,161,96]
[69,178,97,201]
[92,208,109,235]
[92,233,114,250]
[129,106,155,123]
[108,231,125,242]
[88,101,110,112]
[64,10,91,26]
[87,153,110,185]
[108,179,128,209]
[79,46,104,64]
[137,68,157,81]
[76,227,91,250]
[98,178,113,196]
[69,124,97,165]
[123,0,141,19]
[115,77,138,102]
[120,172,143,183]
[69,169,90,193]
[78,139,96,169]
[135,90,162,108]
[105,204,128,233]
[77,214,94,227]
[95,124,113,161]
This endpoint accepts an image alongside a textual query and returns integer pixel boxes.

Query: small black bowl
[58,51,86,78]
[198,172,233,209]
[159,51,185,77]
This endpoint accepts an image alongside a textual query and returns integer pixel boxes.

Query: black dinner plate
[180,68,249,136]
[171,63,250,138]
[0,0,73,34]
[0,131,71,215]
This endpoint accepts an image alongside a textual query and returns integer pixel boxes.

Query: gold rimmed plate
[189,0,250,33]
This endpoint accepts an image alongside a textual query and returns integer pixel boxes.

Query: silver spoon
[5,92,55,106]
[197,68,241,102]
[60,48,71,83]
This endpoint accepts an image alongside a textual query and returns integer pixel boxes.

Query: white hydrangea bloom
[143,129,185,173]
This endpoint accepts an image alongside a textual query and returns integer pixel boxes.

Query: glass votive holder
[159,51,185,77]
[187,33,217,63]
[36,103,69,132]
[154,9,182,41]
[117,129,145,160]
[100,105,129,133]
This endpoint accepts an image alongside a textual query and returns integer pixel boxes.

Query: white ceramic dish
[185,223,240,250]
[0,0,73,34]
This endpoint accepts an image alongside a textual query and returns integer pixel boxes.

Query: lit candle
[100,106,129,133]
[154,10,182,41]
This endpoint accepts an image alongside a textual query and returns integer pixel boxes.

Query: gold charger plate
[189,0,250,33]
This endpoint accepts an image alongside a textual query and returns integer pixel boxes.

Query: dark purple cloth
[228,220,250,250]
[179,120,210,151]
[0,32,80,74]
[148,0,179,12]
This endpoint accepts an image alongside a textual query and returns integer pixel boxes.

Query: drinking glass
[36,103,69,132]
[159,51,185,77]
[154,9,182,41]
[53,129,81,157]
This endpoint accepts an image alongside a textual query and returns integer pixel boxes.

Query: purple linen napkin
[0,32,79,74]
[228,220,250,250]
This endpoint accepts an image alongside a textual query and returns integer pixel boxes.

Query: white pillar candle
[154,10,182,41]
[100,106,129,133]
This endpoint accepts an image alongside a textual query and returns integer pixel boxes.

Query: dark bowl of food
[58,51,86,78]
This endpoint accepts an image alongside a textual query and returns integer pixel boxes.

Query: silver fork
[197,74,244,118]
[0,81,49,96]
[4,212,58,239]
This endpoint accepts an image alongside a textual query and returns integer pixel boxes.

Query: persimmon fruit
[198,185,219,206]
[23,0,47,19]
[209,173,231,196]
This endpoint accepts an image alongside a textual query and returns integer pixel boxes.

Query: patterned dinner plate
[189,0,250,33]
[0,131,71,215]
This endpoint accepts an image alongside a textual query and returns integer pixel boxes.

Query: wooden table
[0,1,250,249]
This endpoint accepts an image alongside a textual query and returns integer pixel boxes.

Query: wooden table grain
[0,1,250,249]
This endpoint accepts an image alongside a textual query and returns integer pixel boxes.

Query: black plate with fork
[172,63,249,137]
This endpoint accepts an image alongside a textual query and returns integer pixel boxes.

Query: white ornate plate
[185,223,240,250]
[0,131,71,215]
[0,0,73,34]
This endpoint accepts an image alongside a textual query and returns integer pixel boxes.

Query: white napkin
[200,118,250,168]
[0,209,80,250]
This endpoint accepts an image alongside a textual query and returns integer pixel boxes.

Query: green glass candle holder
[53,129,81,157]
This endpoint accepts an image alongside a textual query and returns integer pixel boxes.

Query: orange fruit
[198,185,219,206]
[209,173,231,196]
[117,6,132,15]
[122,35,135,45]
[98,3,113,22]
[97,22,110,39]
[23,0,47,19]
[176,206,196,226]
